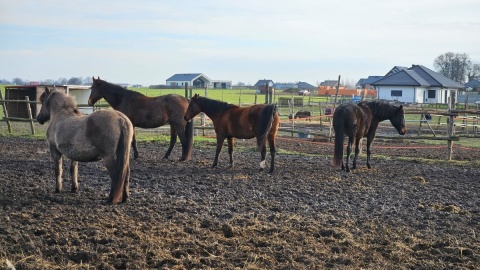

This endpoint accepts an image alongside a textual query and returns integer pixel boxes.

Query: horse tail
[184,119,194,160]
[333,112,345,167]
[257,104,277,151]
[111,116,133,204]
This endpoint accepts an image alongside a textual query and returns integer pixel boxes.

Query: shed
[3,85,92,119]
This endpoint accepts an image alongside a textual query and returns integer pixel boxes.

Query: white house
[166,73,212,88]
[370,65,464,104]
[166,73,232,89]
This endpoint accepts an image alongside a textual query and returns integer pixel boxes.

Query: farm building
[254,79,275,94]
[371,65,464,104]
[166,73,232,89]
[317,86,377,97]
[2,85,92,119]
[275,81,316,90]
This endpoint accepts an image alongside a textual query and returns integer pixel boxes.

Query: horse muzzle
[184,115,191,122]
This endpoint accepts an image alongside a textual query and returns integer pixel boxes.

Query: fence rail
[1,96,478,160]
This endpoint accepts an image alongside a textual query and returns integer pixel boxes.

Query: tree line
[0,77,92,86]
[433,52,480,84]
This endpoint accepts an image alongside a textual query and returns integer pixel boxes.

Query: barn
[3,85,92,119]
[371,65,464,104]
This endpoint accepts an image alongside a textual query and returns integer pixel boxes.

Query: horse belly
[57,143,102,162]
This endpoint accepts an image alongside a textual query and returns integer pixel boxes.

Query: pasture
[0,124,479,269]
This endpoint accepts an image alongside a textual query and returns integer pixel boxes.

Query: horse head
[184,94,202,122]
[36,87,57,124]
[391,105,407,135]
[88,76,103,106]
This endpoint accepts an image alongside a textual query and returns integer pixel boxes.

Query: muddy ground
[0,127,479,269]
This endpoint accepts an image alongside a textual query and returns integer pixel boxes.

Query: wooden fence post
[25,96,35,135]
[0,91,12,133]
[447,93,456,160]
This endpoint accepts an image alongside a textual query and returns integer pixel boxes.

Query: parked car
[298,90,310,96]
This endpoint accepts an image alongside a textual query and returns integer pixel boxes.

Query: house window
[391,90,402,97]
[428,90,436,98]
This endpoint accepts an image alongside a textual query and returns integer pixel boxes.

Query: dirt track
[0,133,479,269]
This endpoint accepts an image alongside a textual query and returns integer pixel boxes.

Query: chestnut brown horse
[88,77,193,161]
[184,94,280,173]
[36,87,134,204]
[333,100,406,172]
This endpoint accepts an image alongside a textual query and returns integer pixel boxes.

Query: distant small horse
[294,110,311,121]
[36,88,134,204]
[88,77,193,161]
[184,94,280,173]
[333,101,406,172]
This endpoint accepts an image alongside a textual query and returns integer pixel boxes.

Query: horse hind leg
[259,144,267,172]
[345,137,354,172]
[268,136,276,173]
[132,131,139,159]
[352,138,362,170]
[70,160,79,193]
[163,126,178,160]
[227,137,234,169]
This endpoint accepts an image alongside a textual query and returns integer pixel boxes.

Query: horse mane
[197,96,237,116]
[51,91,83,115]
[95,79,142,106]
[359,100,400,121]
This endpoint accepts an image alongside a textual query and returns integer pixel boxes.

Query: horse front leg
[227,137,235,169]
[132,130,139,159]
[366,138,373,169]
[352,138,361,170]
[70,160,79,193]
[50,148,63,193]
[212,137,225,168]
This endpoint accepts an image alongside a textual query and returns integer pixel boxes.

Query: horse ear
[398,105,403,110]
[45,87,51,94]
[194,94,199,99]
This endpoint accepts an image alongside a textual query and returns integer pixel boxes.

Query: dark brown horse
[88,77,193,161]
[36,87,134,204]
[184,94,280,173]
[333,101,406,172]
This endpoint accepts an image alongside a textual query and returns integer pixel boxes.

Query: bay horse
[184,94,280,173]
[88,77,193,161]
[36,87,134,204]
[333,100,406,172]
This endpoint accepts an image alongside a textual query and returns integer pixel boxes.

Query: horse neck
[100,83,131,108]
[364,102,395,122]
[50,98,80,121]
[199,98,232,120]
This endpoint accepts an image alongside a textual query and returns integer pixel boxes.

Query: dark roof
[319,80,338,87]
[465,79,480,88]
[364,76,383,84]
[254,79,274,87]
[356,78,366,86]
[297,81,316,89]
[385,66,408,77]
[371,65,464,88]
[166,73,211,82]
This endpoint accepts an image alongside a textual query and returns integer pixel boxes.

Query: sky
[1,0,479,86]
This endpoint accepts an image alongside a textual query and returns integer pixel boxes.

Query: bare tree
[433,52,471,83]
[12,77,25,85]
[466,62,480,82]
[56,78,67,85]
[67,77,83,85]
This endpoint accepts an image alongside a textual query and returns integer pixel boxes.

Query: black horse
[88,77,193,161]
[333,101,406,172]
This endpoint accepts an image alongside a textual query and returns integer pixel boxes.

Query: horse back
[334,104,372,138]
[118,94,188,128]
[215,104,266,139]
